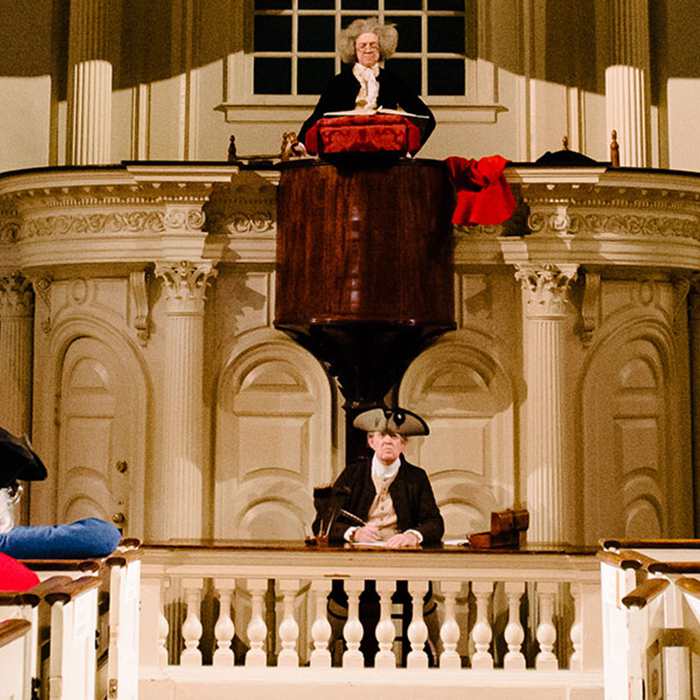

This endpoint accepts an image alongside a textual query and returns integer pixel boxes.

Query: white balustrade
[138,543,603,697]
[471,580,494,669]
[375,580,396,669]
[213,578,236,667]
[180,578,203,666]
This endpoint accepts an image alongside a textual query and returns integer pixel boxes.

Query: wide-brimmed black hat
[0,427,48,489]
[353,407,429,436]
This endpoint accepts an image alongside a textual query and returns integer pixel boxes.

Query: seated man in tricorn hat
[0,427,121,560]
[314,406,443,664]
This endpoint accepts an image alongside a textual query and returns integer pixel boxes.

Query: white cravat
[371,453,400,480]
[352,62,380,112]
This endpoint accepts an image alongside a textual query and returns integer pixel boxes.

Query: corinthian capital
[514,264,578,318]
[0,272,34,318]
[154,261,217,314]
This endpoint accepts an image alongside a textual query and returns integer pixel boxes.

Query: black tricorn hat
[0,427,48,489]
[353,407,429,436]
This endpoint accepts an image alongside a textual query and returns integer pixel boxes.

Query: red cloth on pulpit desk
[305,114,422,157]
[446,155,516,226]
[0,551,39,591]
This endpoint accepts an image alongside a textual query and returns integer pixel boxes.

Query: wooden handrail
[648,562,700,575]
[0,618,31,649]
[676,576,700,601]
[22,559,101,574]
[621,577,670,609]
[44,576,100,606]
[602,538,700,550]
[0,575,74,606]
[106,547,143,568]
[597,549,643,570]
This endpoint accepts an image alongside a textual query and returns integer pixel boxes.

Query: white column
[67,0,116,164]
[605,0,650,167]
[0,273,34,436]
[154,261,217,539]
[516,264,578,544]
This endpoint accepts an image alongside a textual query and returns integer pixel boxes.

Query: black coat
[318,455,444,545]
[298,67,436,147]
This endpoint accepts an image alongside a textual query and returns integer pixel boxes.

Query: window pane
[385,58,421,95]
[255,0,291,9]
[299,16,336,51]
[255,16,292,52]
[428,58,464,95]
[299,0,334,7]
[386,15,421,53]
[428,16,464,53]
[386,0,422,9]
[428,0,464,10]
[254,57,292,94]
[298,58,336,94]
[341,0,378,10]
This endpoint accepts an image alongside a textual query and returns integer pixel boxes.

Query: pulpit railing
[139,542,602,678]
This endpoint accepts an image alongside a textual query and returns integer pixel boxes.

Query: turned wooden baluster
[310,579,332,668]
[246,579,268,667]
[277,578,300,667]
[439,581,461,669]
[569,582,583,670]
[375,580,396,668]
[213,578,236,667]
[180,578,203,666]
[536,581,558,670]
[343,580,364,668]
[504,581,526,670]
[157,578,170,667]
[407,580,429,669]
[470,580,494,669]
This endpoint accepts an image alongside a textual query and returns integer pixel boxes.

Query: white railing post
[342,580,364,668]
[471,580,494,669]
[439,581,462,669]
[213,578,236,667]
[310,579,332,668]
[180,578,203,666]
[504,581,526,670]
[375,580,396,669]
[277,579,300,667]
[407,580,429,669]
[570,582,583,671]
[245,579,268,667]
[536,581,558,670]
[139,573,169,667]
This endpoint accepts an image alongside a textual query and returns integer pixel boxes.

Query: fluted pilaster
[516,264,578,544]
[0,273,35,437]
[605,0,650,167]
[154,261,217,539]
[68,0,114,165]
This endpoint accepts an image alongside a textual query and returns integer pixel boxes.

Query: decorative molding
[130,269,151,345]
[0,272,34,318]
[32,277,53,333]
[572,270,601,345]
[207,211,274,236]
[154,261,218,314]
[514,264,579,318]
[671,277,692,336]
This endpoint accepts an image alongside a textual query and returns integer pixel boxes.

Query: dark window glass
[299,16,336,51]
[254,16,292,52]
[299,0,334,7]
[255,0,291,9]
[428,16,464,53]
[386,58,421,94]
[341,0,378,10]
[386,0,422,8]
[428,58,464,94]
[386,15,421,53]
[428,0,464,10]
[298,58,336,94]
[254,57,292,93]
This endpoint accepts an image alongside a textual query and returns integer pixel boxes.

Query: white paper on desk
[350,541,389,547]
[444,538,470,546]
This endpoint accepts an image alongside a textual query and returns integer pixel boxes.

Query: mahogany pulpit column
[154,261,217,539]
[605,0,651,167]
[515,264,578,545]
[67,0,117,165]
[0,273,34,437]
